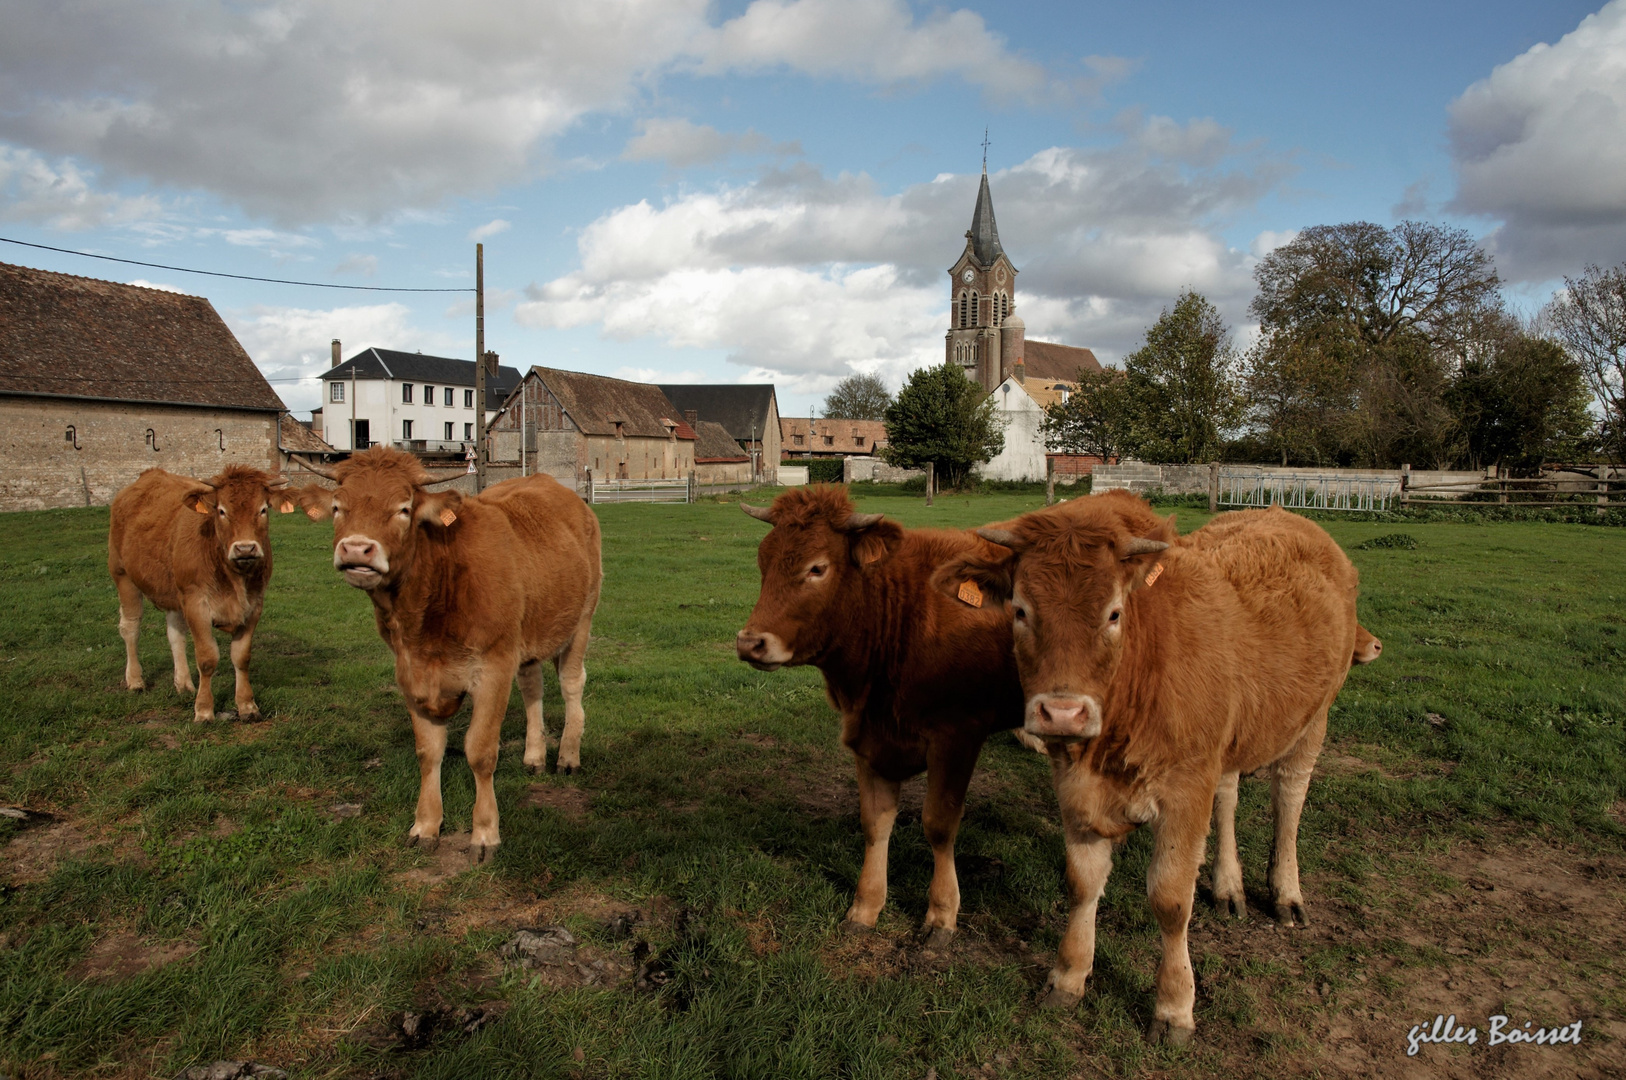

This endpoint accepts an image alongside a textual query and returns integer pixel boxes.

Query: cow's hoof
[406,833,441,853]
[922,926,955,950]
[1149,1020,1194,1047]
[237,705,261,723]
[192,711,213,723]
[126,678,146,692]
[1214,893,1247,920]
[469,843,497,865]
[525,762,544,776]
[559,764,577,776]
[1277,901,1309,928]
[838,918,875,937]
[1039,985,1082,1010]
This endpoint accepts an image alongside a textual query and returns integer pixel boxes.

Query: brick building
[0,262,287,512]
[779,417,888,458]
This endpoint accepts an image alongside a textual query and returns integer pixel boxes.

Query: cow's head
[933,491,1175,741]
[735,485,902,670]
[182,465,292,575]
[292,448,463,591]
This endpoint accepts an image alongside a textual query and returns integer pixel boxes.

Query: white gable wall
[978,378,1048,482]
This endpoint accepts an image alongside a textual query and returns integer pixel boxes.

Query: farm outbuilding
[0,261,287,512]
[656,383,780,482]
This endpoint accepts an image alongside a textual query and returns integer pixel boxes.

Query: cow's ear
[931,546,1016,607]
[292,483,333,521]
[415,488,464,529]
[847,518,903,567]
[183,484,215,516]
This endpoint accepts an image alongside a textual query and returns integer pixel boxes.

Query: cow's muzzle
[227,541,264,569]
[735,629,792,671]
[335,535,388,589]
[1025,693,1103,740]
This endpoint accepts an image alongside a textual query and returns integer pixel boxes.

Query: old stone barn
[0,262,287,512]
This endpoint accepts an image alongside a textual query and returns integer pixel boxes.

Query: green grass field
[1,491,1623,1078]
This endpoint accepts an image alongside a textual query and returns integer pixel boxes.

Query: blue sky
[3,0,1622,418]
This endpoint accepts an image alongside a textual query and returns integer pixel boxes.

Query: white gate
[1218,471,1400,512]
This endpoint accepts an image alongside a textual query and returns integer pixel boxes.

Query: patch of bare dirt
[393,832,483,888]
[67,931,196,981]
[522,781,591,820]
[2,820,95,883]
[1180,834,1626,1079]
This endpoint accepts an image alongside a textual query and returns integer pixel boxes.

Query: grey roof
[656,384,778,441]
[969,169,1004,266]
[321,347,521,402]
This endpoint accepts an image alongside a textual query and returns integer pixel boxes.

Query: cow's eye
[398,506,411,518]
[808,563,827,579]
[1013,605,1027,621]
[1108,609,1122,625]
[216,507,226,517]
[259,505,268,516]
[332,504,342,516]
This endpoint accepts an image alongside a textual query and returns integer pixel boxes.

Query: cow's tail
[1352,623,1382,665]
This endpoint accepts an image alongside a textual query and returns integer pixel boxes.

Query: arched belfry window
[970,291,980,328]
[958,291,968,329]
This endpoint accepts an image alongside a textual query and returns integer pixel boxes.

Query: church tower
[946,163,1023,394]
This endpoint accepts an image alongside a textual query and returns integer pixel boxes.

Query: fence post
[586,468,594,505]
[925,462,935,507]
[1401,463,1411,506]
[1046,457,1055,507]
[1601,465,1610,518]
[1208,462,1219,513]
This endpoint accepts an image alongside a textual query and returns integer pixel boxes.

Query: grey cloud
[622,118,800,168]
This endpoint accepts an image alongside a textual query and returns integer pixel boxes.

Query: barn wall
[1,397,279,512]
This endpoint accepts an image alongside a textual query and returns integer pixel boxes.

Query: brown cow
[294,447,601,863]
[108,465,294,722]
[735,486,1024,944]
[936,493,1370,1044]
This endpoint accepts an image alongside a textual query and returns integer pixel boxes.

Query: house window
[444,422,454,441]
[855,437,863,446]
[823,435,834,447]
[402,384,414,404]
[402,419,413,439]
[424,384,435,406]
[444,387,454,407]
[793,434,804,446]
[464,389,474,408]
[330,382,345,403]
[464,423,473,440]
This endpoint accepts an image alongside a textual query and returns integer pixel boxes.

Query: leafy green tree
[821,373,893,420]
[1449,317,1595,472]
[1040,367,1130,461]
[1118,290,1243,463]
[882,362,1003,488]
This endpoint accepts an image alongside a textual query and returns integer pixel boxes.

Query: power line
[0,236,474,293]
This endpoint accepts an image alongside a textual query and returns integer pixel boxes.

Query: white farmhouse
[317,345,520,452]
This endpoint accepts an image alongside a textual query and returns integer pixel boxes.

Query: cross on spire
[981,128,990,171]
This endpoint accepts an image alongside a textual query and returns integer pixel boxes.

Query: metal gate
[1218,471,1401,512]
[588,477,692,504]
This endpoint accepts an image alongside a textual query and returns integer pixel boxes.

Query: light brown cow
[735,486,1025,944]
[294,447,601,863]
[108,465,294,722]
[936,493,1371,1044]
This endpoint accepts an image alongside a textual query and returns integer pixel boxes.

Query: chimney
[684,409,698,425]
[330,339,342,368]
[1013,361,1025,384]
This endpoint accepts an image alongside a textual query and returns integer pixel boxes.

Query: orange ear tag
[958,579,984,608]
[439,508,458,527]
[193,501,210,515]
[279,500,295,514]
[1144,562,1164,587]
[305,507,323,521]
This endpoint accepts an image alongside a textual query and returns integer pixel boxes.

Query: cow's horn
[975,527,1023,550]
[419,471,468,487]
[1123,537,1169,556]
[266,475,290,490]
[740,503,774,522]
[838,511,884,531]
[289,454,341,481]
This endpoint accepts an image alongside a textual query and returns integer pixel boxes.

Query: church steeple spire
[968,165,1003,266]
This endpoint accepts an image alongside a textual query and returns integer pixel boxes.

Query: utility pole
[475,243,486,492]
[349,365,357,450]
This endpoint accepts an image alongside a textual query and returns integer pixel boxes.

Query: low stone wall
[1091,462,1502,498]
[843,456,925,484]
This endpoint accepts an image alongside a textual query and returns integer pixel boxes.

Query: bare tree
[1546,263,1626,464]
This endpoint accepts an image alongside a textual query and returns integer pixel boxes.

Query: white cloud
[124,278,188,293]
[469,219,511,242]
[333,254,378,277]
[517,119,1290,387]
[0,0,1076,224]
[621,118,797,168]
[224,301,463,414]
[1447,0,1626,278]
[0,145,159,230]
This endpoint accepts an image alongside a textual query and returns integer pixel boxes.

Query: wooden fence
[1400,466,1626,511]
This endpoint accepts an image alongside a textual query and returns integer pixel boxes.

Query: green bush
[805,459,845,484]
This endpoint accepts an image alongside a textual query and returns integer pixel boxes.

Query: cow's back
[108,469,198,609]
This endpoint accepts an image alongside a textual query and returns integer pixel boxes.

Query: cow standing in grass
[295,447,602,864]
[735,486,1025,945]
[108,465,293,722]
[937,494,1370,1045]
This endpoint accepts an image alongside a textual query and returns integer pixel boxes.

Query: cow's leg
[465,657,518,864]
[843,755,901,931]
[228,611,261,720]
[165,611,195,695]
[518,659,547,774]
[114,576,146,691]
[408,705,449,851]
[920,738,980,946]
[1268,710,1327,928]
[1145,791,1214,1046]
[1210,770,1245,919]
[1041,824,1113,1009]
[181,602,218,722]
[552,610,593,775]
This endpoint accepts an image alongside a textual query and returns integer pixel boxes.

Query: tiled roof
[321,347,522,402]
[0,261,284,412]
[279,413,337,454]
[531,366,696,440]
[693,420,748,462]
[655,384,778,441]
[1022,339,1101,382]
[780,417,888,452]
